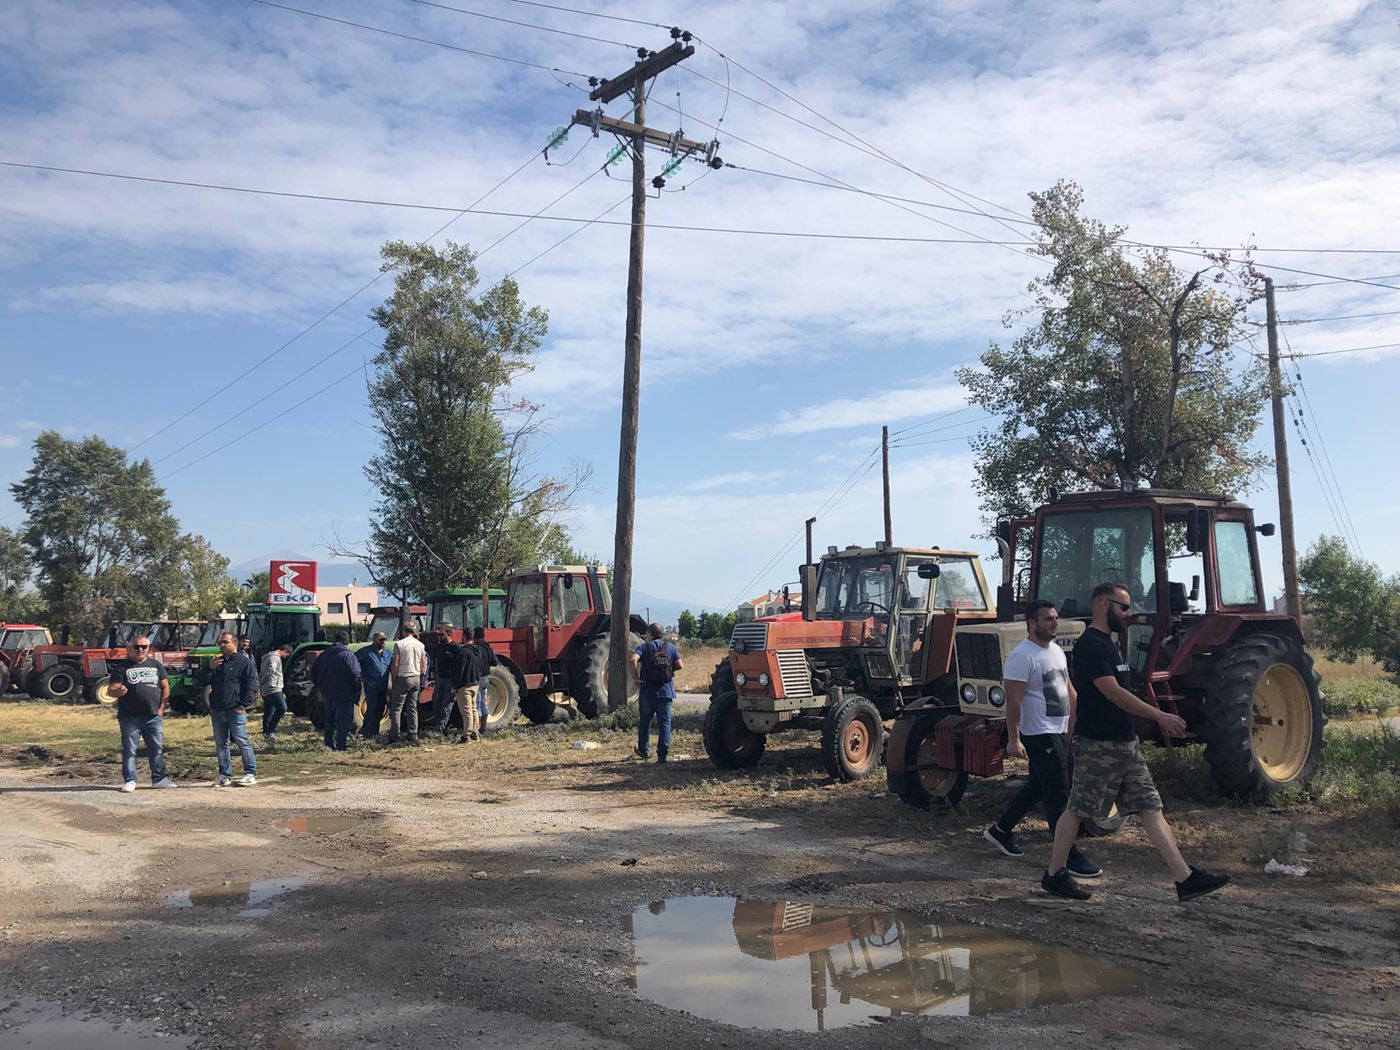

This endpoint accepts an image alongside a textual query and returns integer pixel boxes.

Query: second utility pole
[1264,276,1302,622]
[881,425,893,547]
[579,41,701,711]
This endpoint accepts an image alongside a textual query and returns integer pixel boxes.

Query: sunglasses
[132,644,149,650]
[1101,598,1131,611]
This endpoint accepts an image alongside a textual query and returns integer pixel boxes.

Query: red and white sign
[268,560,317,606]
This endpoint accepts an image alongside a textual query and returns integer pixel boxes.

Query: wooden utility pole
[881,425,893,547]
[572,41,718,711]
[1264,277,1302,622]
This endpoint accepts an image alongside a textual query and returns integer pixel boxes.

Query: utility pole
[1264,276,1302,622]
[571,38,722,711]
[881,425,893,547]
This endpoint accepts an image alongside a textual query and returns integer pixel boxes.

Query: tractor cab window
[506,579,546,629]
[369,613,402,639]
[431,601,466,631]
[1214,520,1259,607]
[930,558,988,611]
[251,614,317,653]
[0,630,18,650]
[592,575,611,617]
[813,557,898,619]
[896,566,931,679]
[487,596,504,627]
[549,575,592,626]
[197,620,232,647]
[1035,508,1157,617]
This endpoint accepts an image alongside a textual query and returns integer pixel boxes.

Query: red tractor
[885,489,1324,808]
[25,621,155,703]
[423,563,646,729]
[1,623,52,695]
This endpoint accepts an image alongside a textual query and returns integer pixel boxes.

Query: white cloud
[0,435,21,448]
[728,381,968,440]
[678,469,789,492]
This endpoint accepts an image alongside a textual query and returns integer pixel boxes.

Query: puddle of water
[0,1000,191,1049]
[282,814,360,834]
[624,897,1144,1031]
[164,875,312,918]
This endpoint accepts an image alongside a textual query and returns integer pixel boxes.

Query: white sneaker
[235,773,257,787]
[214,775,232,787]
[153,777,178,789]
[120,781,136,793]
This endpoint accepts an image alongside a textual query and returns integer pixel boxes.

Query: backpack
[640,640,674,686]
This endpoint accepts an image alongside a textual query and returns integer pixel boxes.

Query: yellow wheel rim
[915,736,959,798]
[95,681,120,705]
[1252,663,1312,783]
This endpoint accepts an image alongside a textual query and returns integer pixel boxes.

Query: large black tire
[520,692,563,725]
[24,671,43,699]
[1199,632,1325,803]
[703,688,765,769]
[306,686,325,731]
[573,631,642,719]
[895,712,968,809]
[193,685,211,716]
[0,664,10,696]
[38,663,83,702]
[709,657,733,700]
[820,695,885,782]
[482,666,521,733]
[87,676,121,706]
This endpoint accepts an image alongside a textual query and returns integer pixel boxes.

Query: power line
[888,404,978,438]
[494,0,667,29]
[244,0,597,78]
[1283,390,1351,551]
[1281,308,1400,324]
[401,0,640,48]
[124,150,544,453]
[1283,341,1400,358]
[890,415,992,448]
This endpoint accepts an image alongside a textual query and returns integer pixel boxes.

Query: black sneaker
[657,753,668,764]
[633,747,648,760]
[1067,849,1102,879]
[983,825,1023,857]
[1041,868,1092,900]
[1176,867,1230,902]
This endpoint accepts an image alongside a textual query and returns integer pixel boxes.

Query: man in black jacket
[431,623,463,735]
[208,631,259,787]
[312,632,363,751]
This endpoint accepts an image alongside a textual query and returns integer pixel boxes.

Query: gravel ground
[1,703,1397,1050]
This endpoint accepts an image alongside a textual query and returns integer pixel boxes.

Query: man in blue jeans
[208,631,258,787]
[630,623,682,763]
[110,634,177,792]
[357,632,392,740]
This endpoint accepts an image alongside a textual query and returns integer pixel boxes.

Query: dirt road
[1,708,1397,1049]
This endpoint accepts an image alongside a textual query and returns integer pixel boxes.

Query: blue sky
[1,0,1397,610]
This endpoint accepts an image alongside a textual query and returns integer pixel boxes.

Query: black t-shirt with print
[1069,627,1135,741]
[113,658,168,719]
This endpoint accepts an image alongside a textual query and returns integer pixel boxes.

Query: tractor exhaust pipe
[802,517,818,622]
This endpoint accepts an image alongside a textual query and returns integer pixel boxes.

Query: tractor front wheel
[1199,632,1324,803]
[482,666,521,733]
[88,676,121,706]
[38,663,83,702]
[821,695,884,782]
[703,689,765,769]
[521,692,566,725]
[574,631,641,719]
[895,712,967,809]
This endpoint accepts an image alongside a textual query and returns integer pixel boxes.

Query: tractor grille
[775,650,813,699]
[956,632,1002,681]
[779,902,813,931]
[730,622,769,652]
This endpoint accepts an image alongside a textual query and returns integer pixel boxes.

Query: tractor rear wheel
[88,676,121,706]
[521,692,564,725]
[482,666,520,733]
[38,663,83,702]
[895,712,967,809]
[574,631,642,719]
[1199,632,1324,803]
[821,695,884,782]
[306,686,325,731]
[193,685,211,716]
[703,689,765,769]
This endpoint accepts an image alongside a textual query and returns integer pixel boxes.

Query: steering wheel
[853,600,890,619]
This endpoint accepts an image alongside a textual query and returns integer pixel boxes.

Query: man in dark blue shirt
[357,632,393,741]
[1041,582,1229,903]
[312,632,363,751]
[208,631,259,787]
[630,623,682,763]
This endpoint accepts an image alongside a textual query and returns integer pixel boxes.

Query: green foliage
[677,609,697,638]
[231,570,270,613]
[1300,535,1400,672]
[353,239,586,599]
[0,525,40,622]
[166,535,241,619]
[1300,723,1400,809]
[322,621,372,642]
[692,611,737,641]
[9,431,185,636]
[956,180,1269,529]
[1322,679,1400,719]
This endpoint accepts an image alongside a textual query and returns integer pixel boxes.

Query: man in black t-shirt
[1041,582,1229,903]
[109,635,177,792]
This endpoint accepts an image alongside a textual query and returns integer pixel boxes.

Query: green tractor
[180,605,325,717]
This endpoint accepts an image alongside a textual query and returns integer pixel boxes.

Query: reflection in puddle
[624,897,1144,1031]
[282,814,360,834]
[0,1000,191,1049]
[164,876,312,918]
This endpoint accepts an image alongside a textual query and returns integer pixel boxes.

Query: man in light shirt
[983,599,1100,879]
[387,623,427,745]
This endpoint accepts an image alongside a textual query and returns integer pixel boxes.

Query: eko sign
[268,560,317,606]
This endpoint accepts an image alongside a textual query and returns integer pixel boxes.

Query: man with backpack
[630,623,682,763]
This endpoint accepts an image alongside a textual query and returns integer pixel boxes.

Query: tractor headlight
[988,686,1006,707]
[960,682,977,704]
[734,672,747,686]
[758,672,770,687]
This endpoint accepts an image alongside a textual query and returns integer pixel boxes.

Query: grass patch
[1321,678,1400,720]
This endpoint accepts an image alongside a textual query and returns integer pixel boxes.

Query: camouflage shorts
[1067,737,1162,820]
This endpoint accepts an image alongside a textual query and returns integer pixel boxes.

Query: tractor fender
[1164,615,1305,679]
[588,613,651,642]
[884,695,957,778]
[495,654,530,698]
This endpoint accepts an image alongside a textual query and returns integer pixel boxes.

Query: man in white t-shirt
[982,599,1099,879]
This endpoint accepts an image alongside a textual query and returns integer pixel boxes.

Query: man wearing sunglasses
[1042,581,1229,903]
[208,631,259,786]
[110,635,176,792]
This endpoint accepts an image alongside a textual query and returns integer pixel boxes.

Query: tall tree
[1299,536,1400,671]
[677,609,697,639]
[0,525,39,622]
[9,431,183,636]
[170,535,241,618]
[956,181,1269,528]
[339,239,586,598]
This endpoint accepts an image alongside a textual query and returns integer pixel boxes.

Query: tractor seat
[1168,582,1189,615]
[1060,598,1080,617]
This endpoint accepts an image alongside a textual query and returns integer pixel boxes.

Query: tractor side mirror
[1256,522,1276,536]
[995,519,1012,545]
[1186,508,1210,553]
[801,564,818,621]
[562,573,574,588]
[1189,575,1200,602]
[917,562,941,580]
[781,585,790,610]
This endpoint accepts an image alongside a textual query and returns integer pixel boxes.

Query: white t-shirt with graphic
[1003,637,1071,736]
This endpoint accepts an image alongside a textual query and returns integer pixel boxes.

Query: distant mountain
[228,555,371,588]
